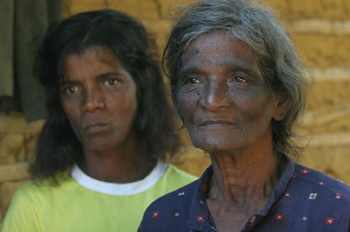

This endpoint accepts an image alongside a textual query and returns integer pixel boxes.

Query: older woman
[138,0,350,231]
[1,10,197,232]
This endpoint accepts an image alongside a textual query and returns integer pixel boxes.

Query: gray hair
[163,0,310,157]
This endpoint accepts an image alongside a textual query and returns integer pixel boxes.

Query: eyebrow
[60,72,125,86]
[178,66,201,78]
[220,60,260,75]
[179,59,260,77]
[60,80,78,86]
[96,72,124,78]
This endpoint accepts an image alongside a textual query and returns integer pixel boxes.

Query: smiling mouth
[84,123,109,134]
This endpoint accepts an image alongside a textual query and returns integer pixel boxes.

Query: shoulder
[11,172,74,204]
[155,164,198,192]
[9,181,38,205]
[150,178,198,206]
[163,164,198,184]
[292,163,350,208]
[11,178,53,200]
[138,180,199,231]
[1,180,51,232]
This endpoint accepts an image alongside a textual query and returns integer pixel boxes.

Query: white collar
[71,160,167,196]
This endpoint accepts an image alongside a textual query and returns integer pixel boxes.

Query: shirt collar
[259,155,295,216]
[187,164,213,231]
[187,155,295,231]
[70,160,167,195]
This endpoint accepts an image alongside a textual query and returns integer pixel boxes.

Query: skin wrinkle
[164,1,309,160]
[177,32,284,152]
[210,146,279,199]
[177,32,290,232]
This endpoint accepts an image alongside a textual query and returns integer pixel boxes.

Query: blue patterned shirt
[138,156,350,232]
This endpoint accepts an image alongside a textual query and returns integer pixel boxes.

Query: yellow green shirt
[1,161,197,232]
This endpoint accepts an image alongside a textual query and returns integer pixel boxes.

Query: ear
[272,93,292,121]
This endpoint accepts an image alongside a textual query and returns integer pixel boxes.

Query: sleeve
[1,187,41,232]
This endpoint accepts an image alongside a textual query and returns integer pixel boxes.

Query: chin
[192,134,255,155]
[82,138,114,152]
[192,138,234,154]
[202,146,235,155]
[85,144,109,152]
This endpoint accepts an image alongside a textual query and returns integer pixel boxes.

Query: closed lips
[84,123,109,133]
[199,120,235,127]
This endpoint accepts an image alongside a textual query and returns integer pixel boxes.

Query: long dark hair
[31,9,180,180]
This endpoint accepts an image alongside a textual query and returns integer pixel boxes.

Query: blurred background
[0,0,349,226]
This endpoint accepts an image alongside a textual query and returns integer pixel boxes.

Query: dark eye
[66,86,78,94]
[187,77,200,84]
[233,76,247,83]
[104,79,118,86]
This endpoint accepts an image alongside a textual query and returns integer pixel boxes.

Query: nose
[82,86,105,112]
[199,80,231,111]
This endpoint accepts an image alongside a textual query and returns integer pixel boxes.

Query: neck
[208,146,285,209]
[78,138,157,183]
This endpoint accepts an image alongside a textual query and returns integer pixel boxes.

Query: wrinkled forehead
[180,32,261,75]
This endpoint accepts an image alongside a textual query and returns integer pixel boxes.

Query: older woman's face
[177,32,282,154]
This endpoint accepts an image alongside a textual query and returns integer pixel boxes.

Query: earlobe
[272,94,292,121]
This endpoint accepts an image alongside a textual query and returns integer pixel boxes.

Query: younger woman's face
[60,46,138,152]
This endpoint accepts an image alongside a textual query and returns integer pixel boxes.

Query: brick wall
[0,0,349,226]
[0,112,45,225]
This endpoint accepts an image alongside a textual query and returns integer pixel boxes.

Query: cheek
[237,93,275,129]
[127,98,138,122]
[230,86,270,109]
[176,91,199,123]
[60,99,75,122]
[126,92,138,112]
[60,97,81,132]
[60,92,80,113]
[111,91,138,124]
